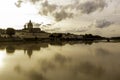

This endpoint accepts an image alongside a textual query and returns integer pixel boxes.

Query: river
[0,41,120,80]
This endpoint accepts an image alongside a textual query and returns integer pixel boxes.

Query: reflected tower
[27,49,33,58]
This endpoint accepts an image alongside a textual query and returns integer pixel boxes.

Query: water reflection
[0,52,6,68]
[6,45,15,54]
[0,41,94,58]
[0,42,49,58]
[96,48,111,56]
[72,62,105,77]
[0,42,120,80]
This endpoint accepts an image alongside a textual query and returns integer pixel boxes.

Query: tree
[6,28,15,37]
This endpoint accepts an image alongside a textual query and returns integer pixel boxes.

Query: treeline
[110,37,120,40]
[82,34,105,40]
[49,33,106,41]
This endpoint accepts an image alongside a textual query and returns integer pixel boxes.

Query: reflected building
[24,49,33,58]
[0,42,49,57]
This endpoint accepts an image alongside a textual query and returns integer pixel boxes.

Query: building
[23,20,40,33]
[27,20,33,29]
[15,20,50,39]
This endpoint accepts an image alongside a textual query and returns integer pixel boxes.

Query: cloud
[28,0,40,4]
[62,28,88,33]
[53,10,73,21]
[42,27,61,32]
[38,0,73,21]
[15,0,23,8]
[33,22,42,27]
[78,0,107,14]
[20,0,41,4]
[16,0,107,22]
[39,0,57,16]
[39,0,107,21]
[94,19,113,28]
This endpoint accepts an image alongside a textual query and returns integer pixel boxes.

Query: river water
[0,42,120,80]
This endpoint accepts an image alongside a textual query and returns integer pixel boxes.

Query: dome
[27,20,33,29]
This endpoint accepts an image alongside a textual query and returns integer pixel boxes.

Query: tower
[27,20,33,29]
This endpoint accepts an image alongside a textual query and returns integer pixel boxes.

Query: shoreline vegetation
[0,40,119,56]
[0,34,120,42]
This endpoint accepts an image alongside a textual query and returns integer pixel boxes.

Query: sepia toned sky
[0,0,120,37]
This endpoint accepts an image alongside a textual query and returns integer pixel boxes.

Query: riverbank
[0,37,120,42]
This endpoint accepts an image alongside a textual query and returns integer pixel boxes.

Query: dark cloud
[41,0,57,13]
[78,0,107,14]
[15,0,23,8]
[33,22,42,27]
[95,19,113,28]
[53,10,73,21]
[38,0,73,21]
[29,0,40,4]
[16,0,107,21]
[22,0,42,4]
[39,0,57,16]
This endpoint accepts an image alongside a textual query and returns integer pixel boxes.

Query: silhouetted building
[15,20,50,39]
[31,28,41,33]
[27,20,33,29]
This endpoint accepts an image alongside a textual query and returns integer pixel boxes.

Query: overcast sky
[0,0,120,37]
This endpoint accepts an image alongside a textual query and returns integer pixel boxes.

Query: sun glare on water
[0,51,6,68]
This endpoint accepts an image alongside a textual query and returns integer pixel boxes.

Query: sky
[0,0,120,37]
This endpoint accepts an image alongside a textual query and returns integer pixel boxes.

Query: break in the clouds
[16,0,107,21]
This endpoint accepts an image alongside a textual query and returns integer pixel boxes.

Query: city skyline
[0,0,120,37]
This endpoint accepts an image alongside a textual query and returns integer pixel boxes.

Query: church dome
[27,20,33,29]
